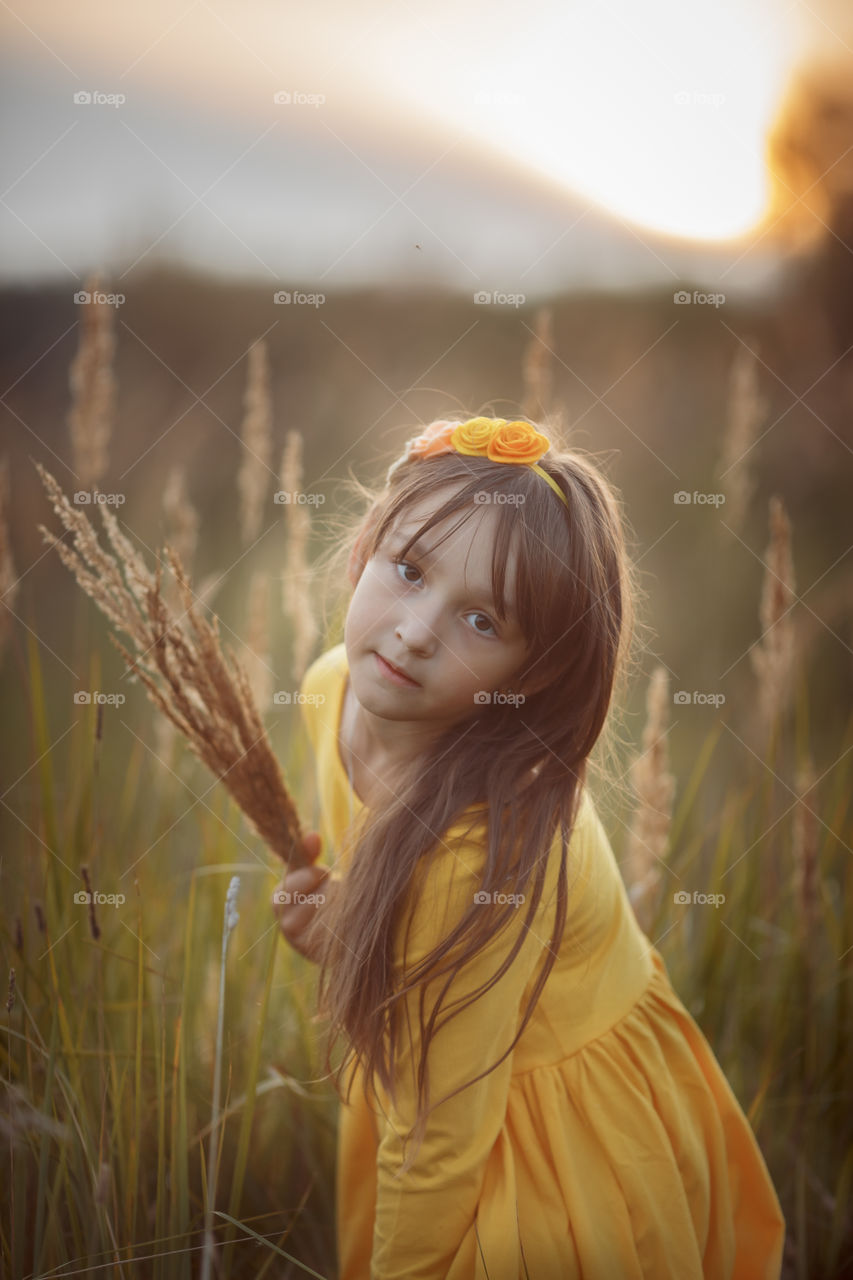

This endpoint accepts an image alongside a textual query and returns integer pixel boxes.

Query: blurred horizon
[2,0,852,295]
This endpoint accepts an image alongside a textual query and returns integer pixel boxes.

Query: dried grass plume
[279,430,319,683]
[750,496,797,740]
[626,665,676,933]
[238,340,273,547]
[162,464,199,583]
[68,273,116,490]
[35,462,305,867]
[718,343,768,533]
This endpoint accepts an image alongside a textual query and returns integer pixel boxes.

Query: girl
[272,415,785,1280]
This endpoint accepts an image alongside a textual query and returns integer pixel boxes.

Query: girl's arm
[370,826,560,1279]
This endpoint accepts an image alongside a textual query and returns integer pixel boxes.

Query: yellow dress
[298,643,786,1280]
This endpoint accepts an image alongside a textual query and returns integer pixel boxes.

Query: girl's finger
[302,832,322,863]
[284,864,328,895]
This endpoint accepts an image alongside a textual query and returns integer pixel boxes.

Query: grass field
[1,269,852,1277]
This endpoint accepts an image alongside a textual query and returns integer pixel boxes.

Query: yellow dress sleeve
[370,822,561,1279]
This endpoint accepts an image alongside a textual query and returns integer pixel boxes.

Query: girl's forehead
[389,483,499,540]
[388,498,522,587]
[389,497,494,550]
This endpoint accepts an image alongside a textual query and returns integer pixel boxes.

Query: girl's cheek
[351,564,395,623]
[370,562,398,600]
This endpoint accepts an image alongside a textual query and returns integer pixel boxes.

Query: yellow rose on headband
[450,417,505,456]
[487,420,551,465]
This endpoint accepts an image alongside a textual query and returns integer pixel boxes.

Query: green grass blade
[213,1211,330,1278]
[222,923,279,1275]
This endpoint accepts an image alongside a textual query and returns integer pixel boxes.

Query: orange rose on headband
[487,420,551,465]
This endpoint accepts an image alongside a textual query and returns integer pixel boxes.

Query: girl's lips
[374,652,420,687]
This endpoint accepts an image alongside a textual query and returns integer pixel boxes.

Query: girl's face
[344,488,532,735]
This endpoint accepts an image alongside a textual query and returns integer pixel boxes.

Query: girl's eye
[393,558,422,585]
[393,558,498,637]
[464,612,497,637]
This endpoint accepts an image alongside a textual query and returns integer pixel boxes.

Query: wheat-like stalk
[522,306,554,423]
[35,462,305,867]
[156,465,200,761]
[719,344,767,532]
[0,456,18,659]
[238,341,273,548]
[201,875,240,1280]
[750,496,797,739]
[625,665,676,933]
[68,273,116,490]
[279,431,319,683]
[162,464,199,582]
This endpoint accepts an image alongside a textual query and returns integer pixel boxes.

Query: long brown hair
[311,416,643,1172]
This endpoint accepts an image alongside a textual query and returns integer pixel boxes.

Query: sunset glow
[373,0,801,242]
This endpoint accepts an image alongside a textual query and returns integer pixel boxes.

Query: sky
[1,0,851,296]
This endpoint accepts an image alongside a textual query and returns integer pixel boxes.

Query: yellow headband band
[528,462,569,508]
[394,417,569,510]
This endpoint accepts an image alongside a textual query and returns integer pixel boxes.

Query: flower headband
[387,416,569,508]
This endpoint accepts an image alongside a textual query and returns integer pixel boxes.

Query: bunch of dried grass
[35,462,306,867]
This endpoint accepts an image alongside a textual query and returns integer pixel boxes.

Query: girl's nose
[395,603,439,655]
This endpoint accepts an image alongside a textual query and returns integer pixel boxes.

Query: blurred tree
[766,54,853,358]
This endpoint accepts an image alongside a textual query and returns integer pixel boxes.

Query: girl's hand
[272,832,335,963]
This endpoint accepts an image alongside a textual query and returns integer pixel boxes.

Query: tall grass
[1,302,851,1278]
[2,632,339,1276]
[4,618,850,1276]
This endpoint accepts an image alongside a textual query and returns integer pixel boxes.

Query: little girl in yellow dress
[273,416,786,1279]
